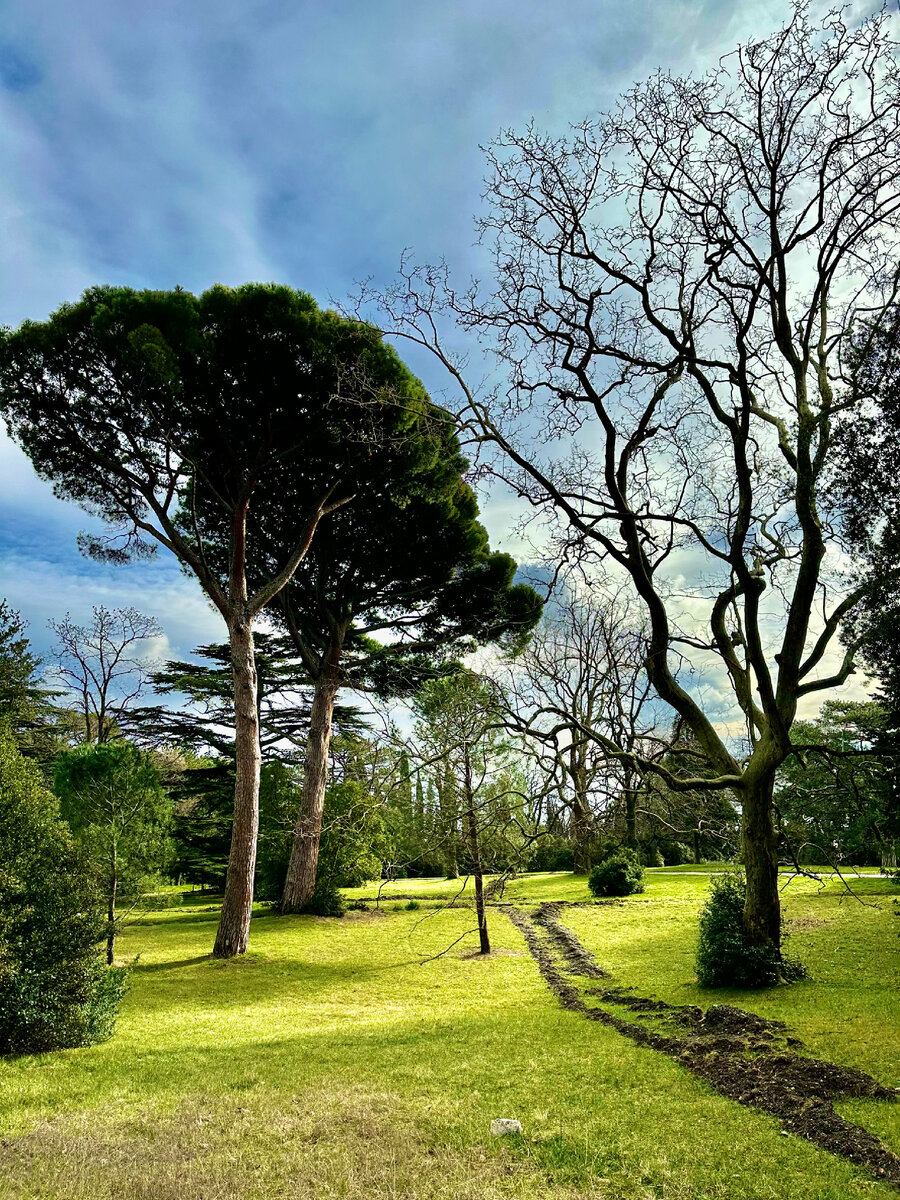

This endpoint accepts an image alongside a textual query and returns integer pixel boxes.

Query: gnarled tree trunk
[281,664,341,912]
[213,612,261,957]
[740,773,781,950]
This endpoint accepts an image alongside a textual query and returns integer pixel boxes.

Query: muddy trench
[505,902,900,1190]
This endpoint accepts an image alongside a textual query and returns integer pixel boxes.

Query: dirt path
[507,902,900,1190]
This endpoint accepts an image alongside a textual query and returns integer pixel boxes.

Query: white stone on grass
[490,1118,522,1136]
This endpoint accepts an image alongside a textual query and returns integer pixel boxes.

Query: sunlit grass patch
[1,873,897,1199]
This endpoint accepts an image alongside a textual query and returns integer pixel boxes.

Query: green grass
[0,872,897,1199]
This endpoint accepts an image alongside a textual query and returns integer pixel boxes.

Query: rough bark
[570,741,594,873]
[213,613,261,957]
[740,774,781,949]
[280,665,341,912]
[624,778,637,849]
[463,748,490,954]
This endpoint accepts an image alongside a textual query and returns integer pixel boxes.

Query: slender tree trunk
[740,773,781,950]
[213,612,261,958]
[570,741,593,873]
[106,848,117,965]
[624,775,637,848]
[692,828,701,865]
[281,665,341,912]
[463,748,490,954]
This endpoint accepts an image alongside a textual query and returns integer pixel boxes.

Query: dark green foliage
[0,600,62,758]
[300,879,346,918]
[588,849,645,897]
[526,836,575,872]
[0,730,126,1054]
[777,702,896,866]
[695,873,806,988]
[662,841,692,866]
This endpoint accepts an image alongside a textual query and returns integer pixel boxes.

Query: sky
[0,0,871,724]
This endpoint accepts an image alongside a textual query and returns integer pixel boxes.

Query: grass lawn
[1,870,897,1199]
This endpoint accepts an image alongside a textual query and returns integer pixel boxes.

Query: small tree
[49,606,161,743]
[0,728,126,1054]
[414,674,515,955]
[54,741,171,963]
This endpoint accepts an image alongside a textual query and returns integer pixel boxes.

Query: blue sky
[0,0,808,670]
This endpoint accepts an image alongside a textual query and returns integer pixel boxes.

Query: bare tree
[358,4,900,960]
[49,606,161,743]
[504,581,658,868]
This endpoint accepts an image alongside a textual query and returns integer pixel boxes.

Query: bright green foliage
[696,873,806,988]
[53,741,172,958]
[0,729,126,1054]
[588,848,645,897]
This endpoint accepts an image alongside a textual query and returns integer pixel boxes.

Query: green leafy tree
[0,728,126,1053]
[54,741,172,962]
[0,283,426,957]
[413,674,524,954]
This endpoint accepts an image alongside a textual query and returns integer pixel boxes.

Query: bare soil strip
[507,904,900,1189]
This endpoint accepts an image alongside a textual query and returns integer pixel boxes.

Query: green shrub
[588,849,645,897]
[641,845,665,868]
[300,878,346,918]
[695,872,806,988]
[405,899,420,910]
[0,730,127,1055]
[663,841,692,866]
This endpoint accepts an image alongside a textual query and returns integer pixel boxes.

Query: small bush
[300,879,346,918]
[695,872,806,988]
[405,899,420,910]
[588,849,645,897]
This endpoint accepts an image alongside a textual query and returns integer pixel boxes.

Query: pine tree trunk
[740,773,781,949]
[463,748,490,954]
[213,613,261,958]
[281,667,340,912]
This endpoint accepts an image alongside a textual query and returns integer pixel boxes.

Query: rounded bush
[588,849,645,897]
[695,872,806,988]
[300,879,346,918]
